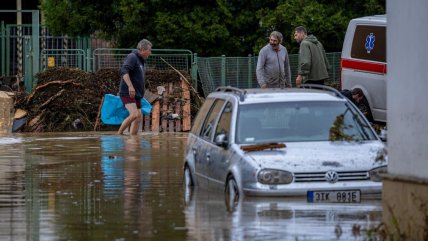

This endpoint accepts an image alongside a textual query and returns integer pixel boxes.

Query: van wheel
[225,177,239,208]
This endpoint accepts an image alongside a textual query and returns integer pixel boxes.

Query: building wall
[388,0,428,180]
[384,0,428,240]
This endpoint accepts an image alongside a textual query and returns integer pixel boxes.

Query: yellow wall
[383,176,428,241]
[0,91,14,134]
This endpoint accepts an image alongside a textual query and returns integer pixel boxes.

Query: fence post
[41,26,47,71]
[332,53,337,82]
[77,36,82,69]
[24,37,33,92]
[16,26,23,83]
[191,53,198,91]
[86,48,92,72]
[247,54,253,88]
[6,25,10,76]
[31,10,39,82]
[221,54,226,86]
[1,21,5,76]
[81,36,87,71]
[92,48,96,72]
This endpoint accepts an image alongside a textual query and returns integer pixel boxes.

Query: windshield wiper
[240,143,286,152]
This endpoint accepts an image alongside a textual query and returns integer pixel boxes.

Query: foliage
[40,0,385,56]
[257,0,386,53]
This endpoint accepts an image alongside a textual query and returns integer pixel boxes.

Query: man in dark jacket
[117,39,152,135]
[341,88,374,123]
[294,26,330,86]
[351,88,374,123]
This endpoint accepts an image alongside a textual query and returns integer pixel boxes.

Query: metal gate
[40,49,87,71]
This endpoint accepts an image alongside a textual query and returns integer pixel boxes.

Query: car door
[198,99,226,184]
[207,101,234,189]
[188,98,215,185]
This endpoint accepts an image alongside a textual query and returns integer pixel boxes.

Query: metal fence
[93,48,194,73]
[2,24,33,78]
[1,24,94,76]
[1,21,112,92]
[1,22,341,96]
[40,49,87,71]
[197,56,257,96]
[197,52,342,96]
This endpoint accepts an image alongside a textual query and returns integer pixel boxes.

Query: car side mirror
[215,133,229,148]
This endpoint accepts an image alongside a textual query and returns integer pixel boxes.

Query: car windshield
[236,101,377,144]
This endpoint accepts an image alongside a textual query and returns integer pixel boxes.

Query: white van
[341,15,387,123]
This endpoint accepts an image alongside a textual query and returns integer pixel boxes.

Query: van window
[351,25,386,62]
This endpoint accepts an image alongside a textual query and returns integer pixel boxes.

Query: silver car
[183,85,387,204]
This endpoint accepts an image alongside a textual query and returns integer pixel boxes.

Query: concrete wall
[388,0,428,179]
[384,0,428,240]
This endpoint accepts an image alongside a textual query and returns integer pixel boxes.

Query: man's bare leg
[129,111,142,135]
[117,103,138,135]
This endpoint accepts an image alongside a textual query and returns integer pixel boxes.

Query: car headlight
[257,169,293,185]
[369,166,387,182]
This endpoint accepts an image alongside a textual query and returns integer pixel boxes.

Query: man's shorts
[120,96,142,109]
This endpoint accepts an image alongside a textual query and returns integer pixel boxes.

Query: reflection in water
[0,136,26,241]
[0,132,382,241]
[184,187,383,241]
[100,135,125,200]
[0,132,188,241]
[100,135,151,199]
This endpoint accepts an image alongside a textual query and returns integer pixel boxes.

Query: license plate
[307,190,361,203]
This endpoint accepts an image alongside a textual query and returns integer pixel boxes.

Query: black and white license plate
[307,190,361,203]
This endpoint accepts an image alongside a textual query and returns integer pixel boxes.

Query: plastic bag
[100,94,152,125]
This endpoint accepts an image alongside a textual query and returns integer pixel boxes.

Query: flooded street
[0,132,382,241]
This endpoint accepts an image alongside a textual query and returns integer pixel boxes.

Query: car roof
[210,85,348,104]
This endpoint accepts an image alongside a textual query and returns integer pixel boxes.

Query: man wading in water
[117,39,152,135]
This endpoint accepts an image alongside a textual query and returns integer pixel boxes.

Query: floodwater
[0,132,383,241]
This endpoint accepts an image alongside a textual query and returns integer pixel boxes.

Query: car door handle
[206,153,211,162]
[192,147,198,155]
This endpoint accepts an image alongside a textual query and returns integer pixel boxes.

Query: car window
[214,101,233,140]
[191,98,215,135]
[236,101,377,144]
[200,99,225,141]
[351,25,386,62]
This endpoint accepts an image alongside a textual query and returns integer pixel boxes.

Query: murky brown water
[0,132,383,241]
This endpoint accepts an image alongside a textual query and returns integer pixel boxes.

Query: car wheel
[225,177,239,208]
[183,166,194,206]
[184,165,194,187]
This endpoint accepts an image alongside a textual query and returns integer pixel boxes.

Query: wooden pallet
[142,78,191,132]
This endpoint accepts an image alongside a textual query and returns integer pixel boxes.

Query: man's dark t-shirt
[119,50,146,98]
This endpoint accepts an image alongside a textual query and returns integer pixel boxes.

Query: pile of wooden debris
[12,67,202,132]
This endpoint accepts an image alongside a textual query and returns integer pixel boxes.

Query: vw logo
[325,171,339,183]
